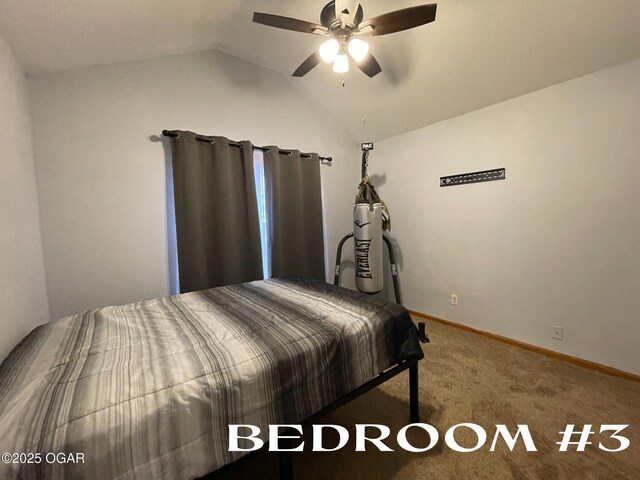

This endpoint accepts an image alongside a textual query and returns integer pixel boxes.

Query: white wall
[0,34,49,361]
[375,59,640,375]
[29,49,359,320]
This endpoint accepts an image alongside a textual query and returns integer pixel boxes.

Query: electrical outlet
[451,294,458,306]
[552,325,563,340]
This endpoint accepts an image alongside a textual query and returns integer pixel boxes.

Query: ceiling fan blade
[292,51,322,77]
[352,52,382,78]
[253,12,327,34]
[358,3,437,36]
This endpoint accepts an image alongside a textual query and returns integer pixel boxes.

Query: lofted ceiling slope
[1,0,640,141]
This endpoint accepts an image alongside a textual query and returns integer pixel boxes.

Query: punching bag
[354,203,384,293]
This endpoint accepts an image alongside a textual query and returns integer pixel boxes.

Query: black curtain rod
[162,130,332,163]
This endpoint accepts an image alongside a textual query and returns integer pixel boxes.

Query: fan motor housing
[320,1,364,29]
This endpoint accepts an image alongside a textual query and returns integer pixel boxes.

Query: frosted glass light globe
[347,38,369,63]
[319,39,340,63]
[333,53,349,73]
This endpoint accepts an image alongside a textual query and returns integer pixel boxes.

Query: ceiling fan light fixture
[333,53,349,73]
[319,39,340,63]
[347,38,369,63]
[253,3,438,79]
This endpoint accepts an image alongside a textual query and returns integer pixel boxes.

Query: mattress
[0,278,423,480]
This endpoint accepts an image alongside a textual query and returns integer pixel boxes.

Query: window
[253,150,271,279]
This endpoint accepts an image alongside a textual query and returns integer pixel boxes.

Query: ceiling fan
[253,1,437,78]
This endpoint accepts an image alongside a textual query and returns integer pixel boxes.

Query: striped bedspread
[0,278,422,480]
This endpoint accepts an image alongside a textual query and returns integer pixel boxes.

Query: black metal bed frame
[276,359,420,480]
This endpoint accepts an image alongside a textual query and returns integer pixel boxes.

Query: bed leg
[278,450,293,480]
[409,363,419,423]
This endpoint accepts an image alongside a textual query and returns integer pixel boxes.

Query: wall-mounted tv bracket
[440,168,506,187]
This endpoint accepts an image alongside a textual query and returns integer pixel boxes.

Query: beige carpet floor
[208,318,640,480]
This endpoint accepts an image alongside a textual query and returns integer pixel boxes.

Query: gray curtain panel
[169,132,263,293]
[264,147,326,281]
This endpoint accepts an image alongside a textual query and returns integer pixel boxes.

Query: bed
[0,278,423,480]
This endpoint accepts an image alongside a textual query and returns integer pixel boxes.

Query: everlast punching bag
[354,203,384,293]
[354,143,391,294]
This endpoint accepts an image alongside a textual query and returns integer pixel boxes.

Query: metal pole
[383,235,402,305]
[334,233,354,285]
[162,130,332,163]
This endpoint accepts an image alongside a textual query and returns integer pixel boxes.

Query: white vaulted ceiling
[1,0,640,141]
